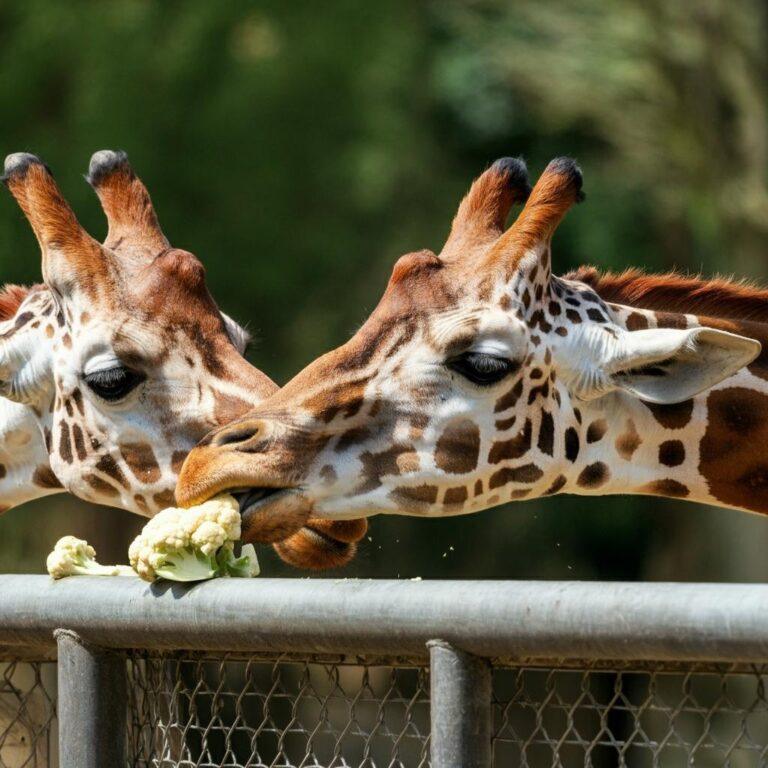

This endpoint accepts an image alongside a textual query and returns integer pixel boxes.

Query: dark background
[1,0,767,581]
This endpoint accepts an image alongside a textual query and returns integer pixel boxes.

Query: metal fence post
[55,629,126,768]
[428,639,492,768]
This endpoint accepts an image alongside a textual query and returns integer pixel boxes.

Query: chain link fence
[0,661,56,768]
[127,654,431,768]
[3,656,768,767]
[2,577,768,767]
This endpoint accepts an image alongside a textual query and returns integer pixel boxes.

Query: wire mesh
[126,653,431,768]
[3,654,768,767]
[0,661,57,768]
[493,663,768,768]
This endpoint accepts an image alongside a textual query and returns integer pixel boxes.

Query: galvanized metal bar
[55,630,126,768]
[429,640,492,768]
[0,577,768,662]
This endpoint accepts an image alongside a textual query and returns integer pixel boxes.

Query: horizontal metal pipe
[1,576,768,662]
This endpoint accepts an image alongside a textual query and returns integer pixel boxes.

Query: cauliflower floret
[47,536,135,579]
[128,495,259,583]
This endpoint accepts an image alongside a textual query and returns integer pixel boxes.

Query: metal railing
[1,576,768,767]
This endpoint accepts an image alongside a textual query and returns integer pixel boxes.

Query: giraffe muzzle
[231,486,313,543]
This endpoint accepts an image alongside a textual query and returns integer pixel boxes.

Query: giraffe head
[177,157,759,562]
[0,150,274,515]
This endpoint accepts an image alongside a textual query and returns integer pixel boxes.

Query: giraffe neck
[0,397,60,512]
[555,306,768,513]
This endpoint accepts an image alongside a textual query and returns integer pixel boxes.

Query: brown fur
[0,284,35,321]
[5,163,106,289]
[442,158,531,260]
[274,518,367,570]
[88,153,168,254]
[569,266,768,325]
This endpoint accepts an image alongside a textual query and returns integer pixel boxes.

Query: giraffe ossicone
[177,156,766,568]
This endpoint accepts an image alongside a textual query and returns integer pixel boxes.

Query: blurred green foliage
[1,0,767,581]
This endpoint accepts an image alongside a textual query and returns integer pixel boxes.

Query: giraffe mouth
[228,487,312,544]
[231,487,289,517]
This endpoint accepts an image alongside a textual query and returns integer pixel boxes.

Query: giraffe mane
[567,266,768,324]
[0,284,40,322]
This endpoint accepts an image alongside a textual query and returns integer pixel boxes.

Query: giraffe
[0,148,272,515]
[0,149,365,567]
[177,156,768,569]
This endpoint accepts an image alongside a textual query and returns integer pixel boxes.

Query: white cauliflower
[128,494,260,583]
[47,536,135,579]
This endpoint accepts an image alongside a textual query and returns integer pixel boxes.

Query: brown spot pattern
[444,486,468,506]
[626,312,649,331]
[577,462,609,489]
[58,421,73,464]
[153,490,176,508]
[700,388,768,513]
[644,479,690,497]
[95,454,130,489]
[358,444,417,493]
[658,440,685,467]
[586,419,607,443]
[389,484,439,510]
[494,379,524,413]
[537,411,555,456]
[71,424,87,461]
[656,312,687,329]
[120,443,162,483]
[33,465,62,488]
[488,463,543,489]
[615,419,641,460]
[489,419,532,464]
[495,415,517,431]
[435,419,480,474]
[336,427,371,452]
[71,388,84,415]
[85,474,119,497]
[564,427,580,462]
[171,451,187,474]
[544,474,567,495]
[320,465,337,484]
[643,400,694,430]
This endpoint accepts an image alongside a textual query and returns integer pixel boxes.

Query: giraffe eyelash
[83,366,146,402]
[447,352,519,386]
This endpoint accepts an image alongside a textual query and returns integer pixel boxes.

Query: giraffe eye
[447,352,517,386]
[83,366,145,402]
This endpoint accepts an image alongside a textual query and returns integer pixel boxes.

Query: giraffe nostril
[213,426,259,449]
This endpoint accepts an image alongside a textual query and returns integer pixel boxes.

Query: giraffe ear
[220,311,251,355]
[607,327,761,404]
[0,317,53,405]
